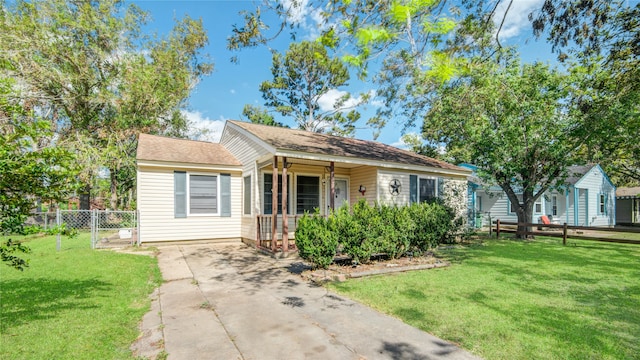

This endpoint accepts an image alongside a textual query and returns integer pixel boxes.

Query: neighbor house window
[296,175,320,214]
[243,176,251,215]
[263,173,290,214]
[419,178,436,202]
[534,198,542,213]
[509,195,522,214]
[599,194,605,214]
[552,195,557,216]
[189,174,218,214]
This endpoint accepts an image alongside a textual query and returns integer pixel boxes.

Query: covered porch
[251,155,375,253]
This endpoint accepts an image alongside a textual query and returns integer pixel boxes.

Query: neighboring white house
[616,187,640,225]
[464,164,616,227]
[136,120,472,247]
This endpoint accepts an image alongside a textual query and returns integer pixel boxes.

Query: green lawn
[0,233,161,360]
[329,237,640,360]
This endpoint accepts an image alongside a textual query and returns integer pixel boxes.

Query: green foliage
[294,212,338,269]
[0,239,31,271]
[0,0,213,209]
[295,200,456,266]
[258,41,363,136]
[240,104,288,127]
[424,55,579,237]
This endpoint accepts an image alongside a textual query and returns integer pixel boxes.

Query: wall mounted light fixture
[358,185,366,196]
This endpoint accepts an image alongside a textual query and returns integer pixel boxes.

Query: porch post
[329,161,335,212]
[272,156,278,251]
[282,157,289,252]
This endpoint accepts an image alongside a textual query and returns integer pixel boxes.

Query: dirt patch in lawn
[302,253,449,283]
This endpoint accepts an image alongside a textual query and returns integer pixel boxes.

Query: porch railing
[256,214,303,251]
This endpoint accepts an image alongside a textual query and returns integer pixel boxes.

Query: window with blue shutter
[174,171,187,218]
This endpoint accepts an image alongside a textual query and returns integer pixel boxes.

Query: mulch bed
[302,253,449,282]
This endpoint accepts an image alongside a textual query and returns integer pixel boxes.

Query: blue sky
[130,0,559,147]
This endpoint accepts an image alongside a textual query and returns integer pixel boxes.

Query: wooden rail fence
[493,219,640,245]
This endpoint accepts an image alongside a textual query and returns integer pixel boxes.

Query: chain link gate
[91,210,139,249]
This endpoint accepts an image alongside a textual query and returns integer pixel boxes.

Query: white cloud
[317,89,361,112]
[182,110,225,143]
[281,0,311,24]
[230,89,236,94]
[493,0,544,41]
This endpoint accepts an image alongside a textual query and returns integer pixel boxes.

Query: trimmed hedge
[295,200,457,268]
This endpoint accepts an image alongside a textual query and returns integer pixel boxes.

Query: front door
[327,179,348,211]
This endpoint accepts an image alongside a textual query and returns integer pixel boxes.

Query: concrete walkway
[132,243,480,360]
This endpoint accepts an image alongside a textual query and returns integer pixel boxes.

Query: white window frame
[534,198,543,214]
[598,193,605,215]
[552,195,557,216]
[509,194,523,215]
[187,172,220,216]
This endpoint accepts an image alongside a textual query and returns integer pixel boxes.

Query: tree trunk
[109,167,118,210]
[515,204,534,239]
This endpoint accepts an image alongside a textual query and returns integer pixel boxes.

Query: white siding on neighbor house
[479,190,519,223]
[574,166,616,226]
[138,166,242,243]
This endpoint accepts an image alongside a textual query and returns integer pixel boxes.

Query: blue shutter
[220,173,231,217]
[174,171,186,218]
[410,175,417,204]
[437,177,444,199]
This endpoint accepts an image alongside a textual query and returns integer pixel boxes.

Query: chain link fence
[27,209,139,249]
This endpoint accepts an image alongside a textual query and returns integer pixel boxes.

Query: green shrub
[295,200,457,267]
[295,212,337,269]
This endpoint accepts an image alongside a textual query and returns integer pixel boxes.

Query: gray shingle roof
[228,120,466,172]
[616,187,640,198]
[137,134,241,166]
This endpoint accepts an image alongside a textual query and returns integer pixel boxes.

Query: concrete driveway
[132,243,480,360]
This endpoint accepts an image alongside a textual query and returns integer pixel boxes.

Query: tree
[0,76,79,270]
[229,1,465,133]
[241,104,288,127]
[530,0,640,184]
[0,0,213,209]
[259,41,363,136]
[423,56,580,238]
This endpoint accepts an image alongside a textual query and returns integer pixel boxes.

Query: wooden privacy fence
[493,219,640,245]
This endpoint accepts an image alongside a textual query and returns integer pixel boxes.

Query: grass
[0,233,162,360]
[328,236,640,360]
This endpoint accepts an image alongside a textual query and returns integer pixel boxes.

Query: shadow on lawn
[0,277,111,332]
[456,240,640,358]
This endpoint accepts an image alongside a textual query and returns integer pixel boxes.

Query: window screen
[190,175,217,214]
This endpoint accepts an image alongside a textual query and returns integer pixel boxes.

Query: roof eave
[137,159,243,171]
[274,149,471,177]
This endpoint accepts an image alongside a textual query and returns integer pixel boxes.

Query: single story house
[616,187,640,225]
[463,164,616,227]
[136,120,471,249]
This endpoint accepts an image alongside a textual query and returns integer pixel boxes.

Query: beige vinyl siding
[138,166,242,243]
[350,166,377,205]
[378,170,411,206]
[221,125,271,240]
